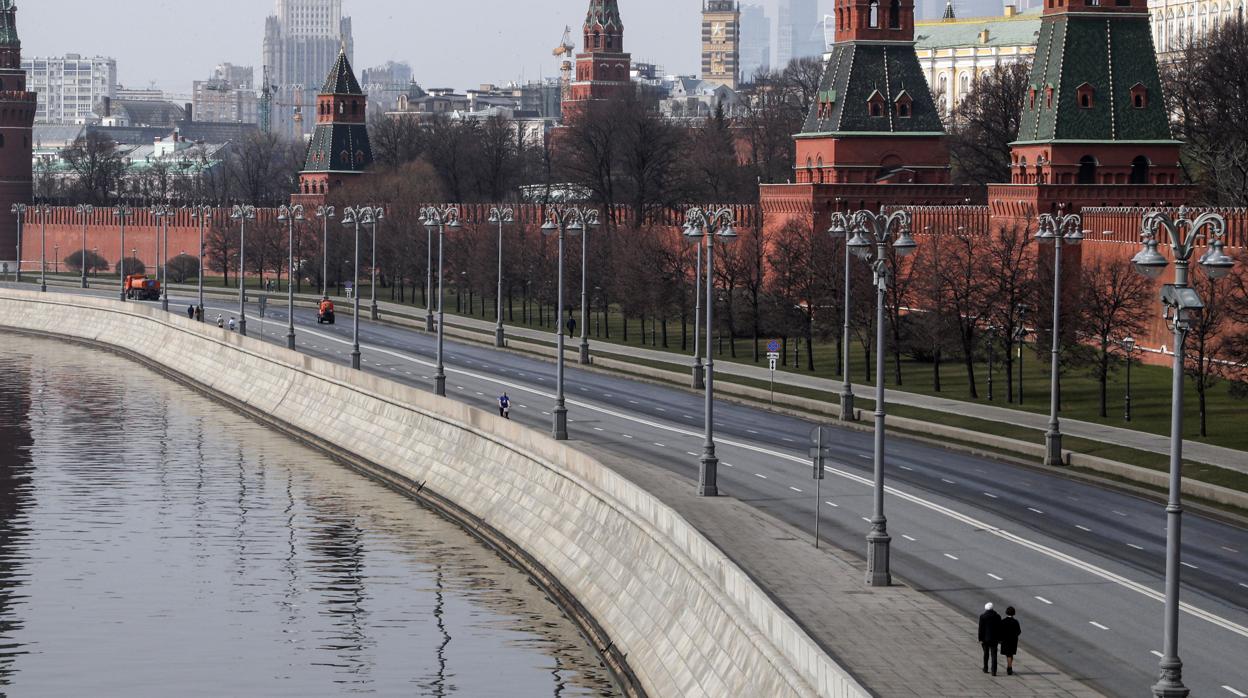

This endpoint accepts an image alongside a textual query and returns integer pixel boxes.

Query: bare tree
[1079,256,1154,417]
[948,62,1031,189]
[61,132,127,205]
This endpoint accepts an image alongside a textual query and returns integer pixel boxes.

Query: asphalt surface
[16,284,1248,698]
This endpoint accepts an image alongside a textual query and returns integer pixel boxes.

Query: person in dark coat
[978,602,1002,675]
[1000,606,1022,675]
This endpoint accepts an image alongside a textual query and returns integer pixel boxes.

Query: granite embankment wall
[0,288,867,698]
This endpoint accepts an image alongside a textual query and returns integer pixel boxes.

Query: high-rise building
[0,0,34,263]
[776,0,822,67]
[262,0,353,141]
[360,61,414,114]
[740,4,771,80]
[702,1,741,89]
[21,53,116,124]
[563,0,632,121]
[213,63,254,90]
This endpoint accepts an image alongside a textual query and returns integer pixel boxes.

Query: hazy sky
[19,0,727,94]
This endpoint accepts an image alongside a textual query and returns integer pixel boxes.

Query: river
[0,333,618,697]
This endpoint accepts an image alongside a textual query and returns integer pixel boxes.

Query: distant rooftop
[914,6,1042,49]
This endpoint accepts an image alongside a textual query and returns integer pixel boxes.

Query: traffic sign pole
[810,426,830,548]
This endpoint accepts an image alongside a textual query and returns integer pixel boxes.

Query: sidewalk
[585,443,1102,697]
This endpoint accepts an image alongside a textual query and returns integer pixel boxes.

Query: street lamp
[684,207,737,496]
[76,204,94,288]
[1132,207,1234,698]
[231,204,256,336]
[421,205,461,393]
[424,210,436,333]
[150,205,173,311]
[541,206,598,440]
[845,207,917,587]
[189,205,212,319]
[343,205,385,370]
[35,204,49,292]
[827,212,859,420]
[577,212,597,365]
[1122,336,1136,422]
[689,219,705,390]
[488,206,514,348]
[277,204,306,349]
[10,204,25,284]
[54,244,59,274]
[1034,211,1084,467]
[369,208,384,321]
[114,206,131,301]
[315,206,334,298]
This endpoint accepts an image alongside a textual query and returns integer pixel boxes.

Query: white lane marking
[541,411,551,416]
[782,437,794,442]
[754,473,768,479]
[628,400,639,404]
[790,486,803,493]
[983,492,998,499]
[860,454,872,460]
[1239,583,1248,590]
[290,325,1248,641]
[941,478,956,484]
[593,427,604,432]
[656,407,666,412]
[826,502,840,508]
[747,429,759,434]
[723,462,734,468]
[899,465,914,471]
[1089,621,1109,630]
[622,434,633,439]
[861,517,871,523]
[1028,507,1044,515]
[1151,650,1164,659]
[1223,546,1240,554]
[1127,543,1144,551]
[686,452,699,457]
[1112,510,1128,517]
[988,573,1004,581]
[653,443,665,448]
[1181,562,1199,570]
[1223,686,1248,697]
[901,534,916,541]
[944,553,960,561]
[1035,596,1053,605]
[1076,525,1092,532]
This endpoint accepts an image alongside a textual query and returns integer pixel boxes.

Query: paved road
[20,286,1248,698]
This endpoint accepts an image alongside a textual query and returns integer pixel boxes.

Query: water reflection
[0,334,618,696]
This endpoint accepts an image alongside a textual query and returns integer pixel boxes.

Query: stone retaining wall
[0,289,868,698]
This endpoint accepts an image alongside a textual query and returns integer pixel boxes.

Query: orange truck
[317,298,335,324]
[124,274,160,301]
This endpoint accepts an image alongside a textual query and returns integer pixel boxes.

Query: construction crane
[552,26,576,101]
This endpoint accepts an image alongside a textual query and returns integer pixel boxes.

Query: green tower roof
[320,48,362,96]
[586,0,623,29]
[798,43,946,137]
[0,0,18,47]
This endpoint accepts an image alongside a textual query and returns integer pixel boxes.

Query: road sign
[767,339,781,353]
[767,353,778,371]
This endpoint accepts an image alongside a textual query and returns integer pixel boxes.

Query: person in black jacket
[978,602,1002,675]
[1000,606,1022,675]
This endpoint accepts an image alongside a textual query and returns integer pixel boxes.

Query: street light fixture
[315,206,334,298]
[343,205,385,370]
[577,212,597,365]
[1121,336,1136,422]
[488,206,514,348]
[188,204,212,319]
[34,204,49,292]
[76,204,94,288]
[1034,211,1084,466]
[10,204,25,284]
[845,207,917,587]
[826,212,860,420]
[1133,207,1233,698]
[369,208,384,321]
[420,205,461,392]
[689,219,706,390]
[150,205,173,311]
[683,207,737,496]
[277,204,306,349]
[230,204,256,336]
[114,206,132,301]
[542,206,599,440]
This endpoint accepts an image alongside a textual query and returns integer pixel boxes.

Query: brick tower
[794,0,950,185]
[293,45,372,207]
[562,0,632,121]
[0,0,34,263]
[988,0,1190,223]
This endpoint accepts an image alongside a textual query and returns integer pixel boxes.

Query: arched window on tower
[593,30,601,48]
[889,0,901,28]
[1130,156,1151,184]
[868,0,880,28]
[1077,155,1098,184]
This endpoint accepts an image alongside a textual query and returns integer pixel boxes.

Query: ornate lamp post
[488,206,514,348]
[846,208,917,587]
[369,208,384,320]
[827,212,860,420]
[76,204,94,288]
[35,204,49,292]
[10,204,25,284]
[1122,336,1136,422]
[1131,207,1234,698]
[113,205,132,301]
[684,207,737,496]
[230,205,256,336]
[150,205,173,311]
[424,211,436,333]
[189,205,212,319]
[420,205,461,393]
[277,204,305,349]
[315,206,334,298]
[690,221,705,390]
[541,206,598,440]
[342,206,385,370]
[1035,211,1084,466]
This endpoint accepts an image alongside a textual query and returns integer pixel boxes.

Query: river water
[0,334,619,697]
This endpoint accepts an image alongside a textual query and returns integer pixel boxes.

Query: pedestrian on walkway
[978,602,1001,676]
[498,392,511,419]
[228,317,236,332]
[567,317,577,338]
[1000,606,1021,675]
[187,304,195,319]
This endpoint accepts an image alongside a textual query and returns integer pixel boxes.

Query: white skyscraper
[22,54,117,124]
[262,0,353,140]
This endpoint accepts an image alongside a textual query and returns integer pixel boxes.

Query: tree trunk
[933,348,942,392]
[1098,345,1109,418]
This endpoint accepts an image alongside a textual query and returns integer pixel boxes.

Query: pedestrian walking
[498,392,511,419]
[1000,606,1021,675]
[566,316,577,338]
[228,317,236,332]
[978,602,1001,676]
[187,304,195,319]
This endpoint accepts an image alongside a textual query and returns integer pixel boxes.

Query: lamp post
[1120,335,1136,422]
[277,204,305,349]
[231,205,256,336]
[827,212,859,420]
[1035,211,1084,466]
[36,204,48,292]
[189,205,211,319]
[488,206,513,348]
[76,204,94,288]
[114,205,132,301]
[846,208,918,587]
[578,214,594,365]
[342,206,385,370]
[1131,207,1234,698]
[690,223,705,389]
[150,205,173,311]
[683,207,737,496]
[541,206,598,440]
[315,206,334,298]
[424,211,436,333]
[369,208,383,320]
[54,244,59,274]
[10,204,25,284]
[420,206,461,393]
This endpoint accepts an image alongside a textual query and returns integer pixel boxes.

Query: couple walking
[978,603,1022,676]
